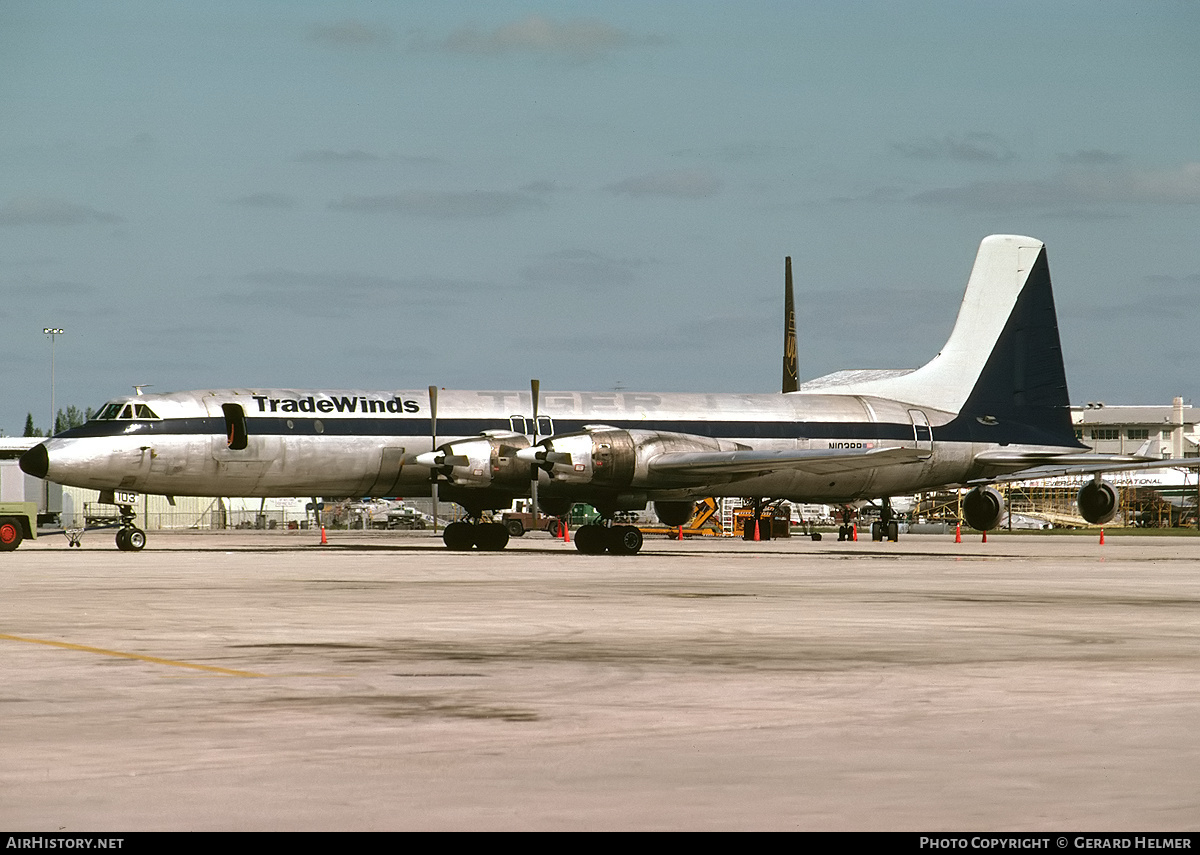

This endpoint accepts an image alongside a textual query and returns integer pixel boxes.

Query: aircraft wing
[647,445,928,478]
[970,453,1200,484]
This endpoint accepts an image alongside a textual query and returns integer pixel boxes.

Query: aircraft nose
[19,443,49,479]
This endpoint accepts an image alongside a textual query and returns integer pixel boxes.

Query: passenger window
[537,416,553,437]
[509,415,526,434]
[134,404,159,419]
[118,405,133,419]
[96,402,123,420]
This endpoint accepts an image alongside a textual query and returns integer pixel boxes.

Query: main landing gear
[115,504,146,551]
[870,497,900,542]
[442,519,511,551]
[572,522,644,555]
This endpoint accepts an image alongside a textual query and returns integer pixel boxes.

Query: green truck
[0,502,38,551]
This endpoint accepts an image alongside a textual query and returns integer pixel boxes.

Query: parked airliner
[22,235,1191,553]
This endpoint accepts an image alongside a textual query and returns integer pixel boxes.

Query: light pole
[44,328,63,436]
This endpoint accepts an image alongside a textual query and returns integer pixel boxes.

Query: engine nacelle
[1077,479,1119,525]
[517,426,738,489]
[654,501,696,527]
[518,426,637,487]
[420,431,531,490]
[963,485,1005,531]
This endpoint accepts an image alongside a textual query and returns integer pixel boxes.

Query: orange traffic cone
[982,530,987,543]
[320,526,328,545]
[563,521,570,543]
[753,518,760,541]
[1099,529,1105,545]
[955,523,962,543]
[677,525,683,541]
[852,524,857,541]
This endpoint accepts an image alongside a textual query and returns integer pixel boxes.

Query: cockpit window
[92,401,160,420]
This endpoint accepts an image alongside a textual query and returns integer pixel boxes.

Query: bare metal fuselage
[40,386,1021,504]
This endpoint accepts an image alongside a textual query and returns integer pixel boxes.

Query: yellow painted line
[0,633,264,677]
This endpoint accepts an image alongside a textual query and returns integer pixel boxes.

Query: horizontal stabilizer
[979,455,1200,484]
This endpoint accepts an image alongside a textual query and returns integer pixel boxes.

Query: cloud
[605,168,722,198]
[911,163,1200,210]
[0,275,94,298]
[439,15,658,63]
[1144,272,1200,291]
[520,179,566,195]
[1059,149,1126,166]
[892,133,1017,164]
[328,190,545,218]
[671,142,790,163]
[238,269,484,299]
[0,197,123,226]
[308,20,394,49]
[827,186,908,205]
[225,192,299,209]
[295,149,443,167]
[519,249,650,289]
[225,269,482,318]
[295,149,381,163]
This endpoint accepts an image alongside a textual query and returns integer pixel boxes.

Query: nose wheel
[115,503,146,551]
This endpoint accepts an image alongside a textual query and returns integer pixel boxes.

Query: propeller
[530,379,539,518]
[428,384,438,534]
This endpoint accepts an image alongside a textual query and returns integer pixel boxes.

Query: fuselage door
[908,409,933,459]
[203,397,280,463]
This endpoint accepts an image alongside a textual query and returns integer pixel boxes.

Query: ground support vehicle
[0,502,38,551]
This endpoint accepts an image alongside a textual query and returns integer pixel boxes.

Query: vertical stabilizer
[800,235,1080,446]
[782,256,798,393]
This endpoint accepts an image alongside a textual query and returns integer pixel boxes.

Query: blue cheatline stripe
[53,413,1079,447]
[58,416,919,442]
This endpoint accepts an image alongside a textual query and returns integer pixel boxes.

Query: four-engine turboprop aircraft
[21,235,1195,553]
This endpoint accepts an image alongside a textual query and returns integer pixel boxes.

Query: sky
[2,0,1198,435]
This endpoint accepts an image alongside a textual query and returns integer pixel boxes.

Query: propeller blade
[428,385,438,534]
[530,379,540,518]
[515,447,572,467]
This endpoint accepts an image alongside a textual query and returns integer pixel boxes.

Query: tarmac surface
[2,527,1199,831]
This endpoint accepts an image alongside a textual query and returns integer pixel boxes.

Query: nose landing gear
[115,503,146,551]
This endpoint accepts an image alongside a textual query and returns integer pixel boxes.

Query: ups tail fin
[782,256,798,393]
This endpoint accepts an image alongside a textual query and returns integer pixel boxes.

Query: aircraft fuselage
[35,386,1020,504]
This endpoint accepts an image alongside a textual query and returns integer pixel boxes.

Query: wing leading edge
[647,445,928,478]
